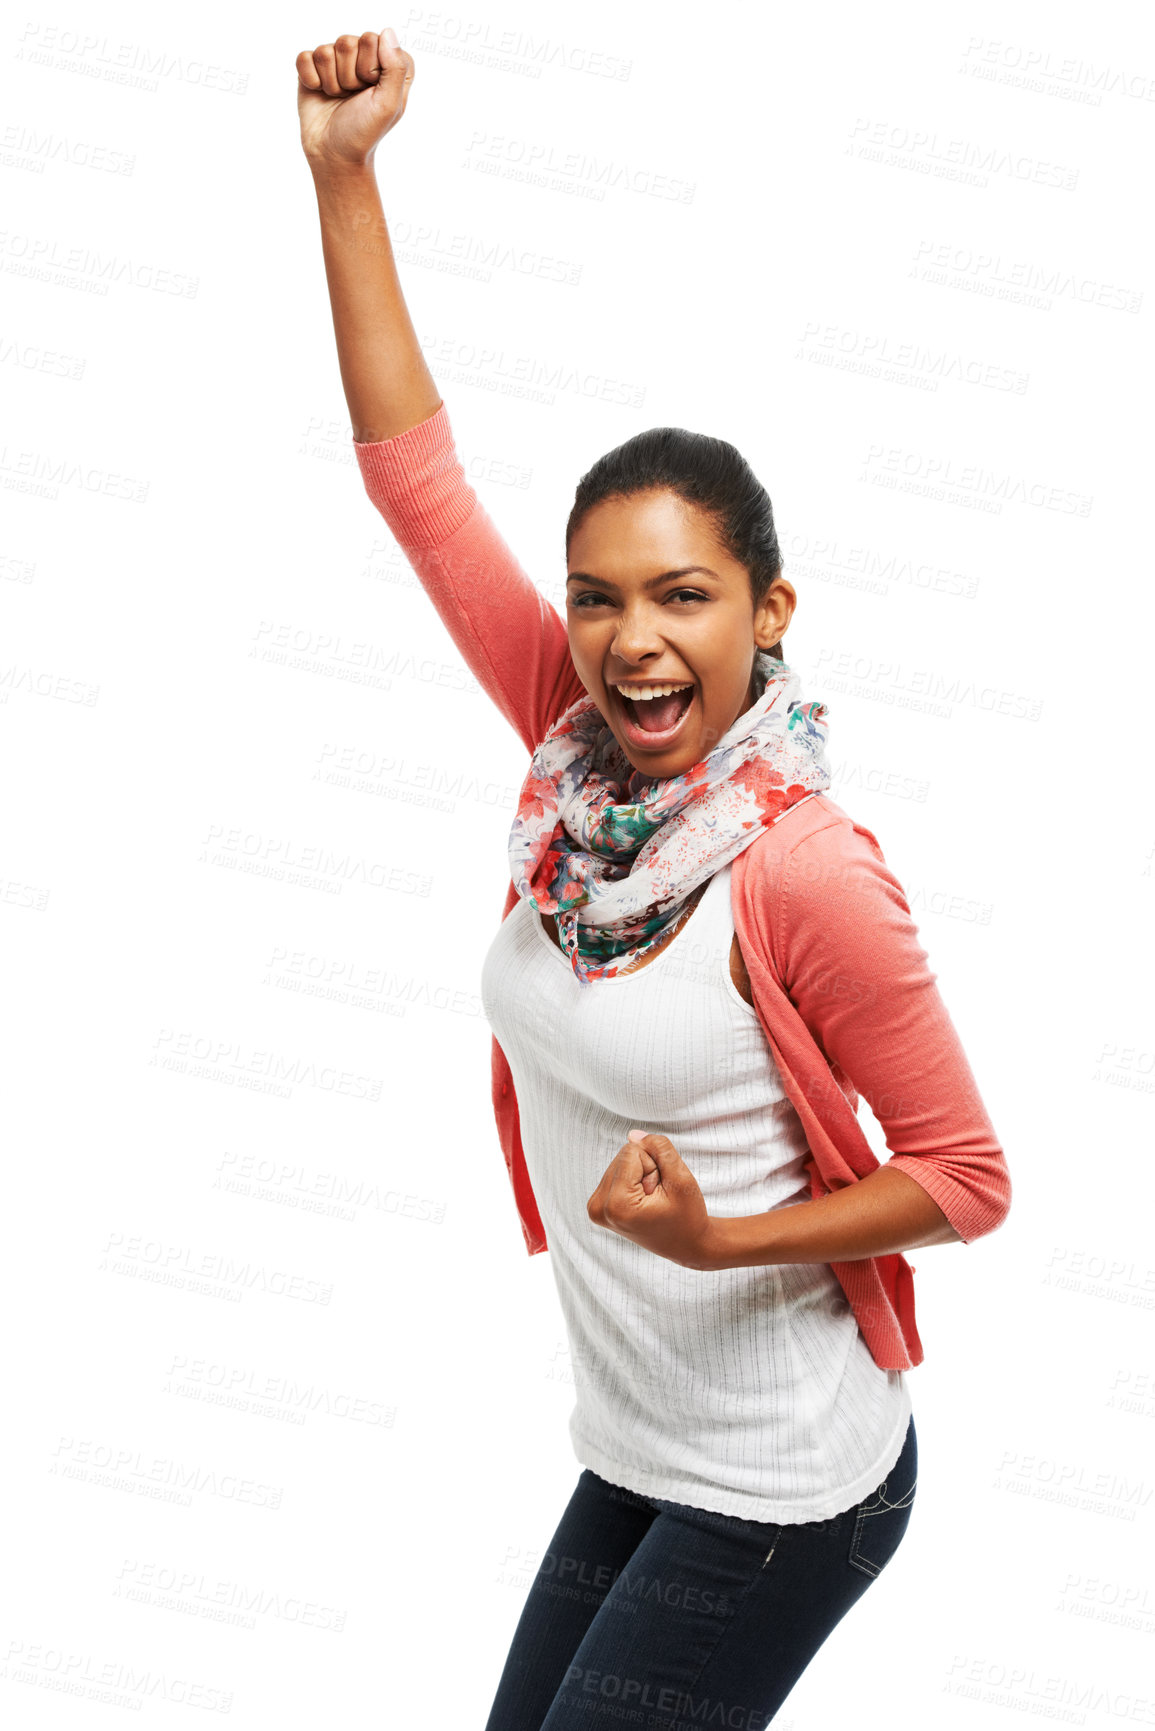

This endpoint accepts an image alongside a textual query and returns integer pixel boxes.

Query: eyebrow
[565,566,720,589]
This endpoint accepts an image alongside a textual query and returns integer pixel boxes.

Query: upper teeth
[615,682,693,701]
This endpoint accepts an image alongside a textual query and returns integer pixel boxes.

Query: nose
[610,603,665,667]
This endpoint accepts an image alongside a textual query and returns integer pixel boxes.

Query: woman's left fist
[586,1131,717,1270]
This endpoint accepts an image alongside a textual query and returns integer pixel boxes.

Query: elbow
[958,1170,1013,1245]
[887,1150,1012,1246]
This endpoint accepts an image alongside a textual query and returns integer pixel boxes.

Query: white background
[3,0,1154,1724]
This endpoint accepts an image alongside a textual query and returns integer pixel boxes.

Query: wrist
[702,1211,781,1272]
[307,151,378,183]
[702,1215,738,1272]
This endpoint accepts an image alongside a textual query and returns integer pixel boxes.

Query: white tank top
[480,858,912,1522]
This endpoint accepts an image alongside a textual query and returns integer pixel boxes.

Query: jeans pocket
[847,1417,918,1579]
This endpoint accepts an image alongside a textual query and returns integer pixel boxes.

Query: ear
[753,576,796,650]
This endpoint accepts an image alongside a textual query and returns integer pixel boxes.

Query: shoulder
[731,794,912,976]
[734,793,890,888]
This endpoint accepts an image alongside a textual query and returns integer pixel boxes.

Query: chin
[623,741,699,781]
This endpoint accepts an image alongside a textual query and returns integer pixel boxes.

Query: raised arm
[296,27,584,751]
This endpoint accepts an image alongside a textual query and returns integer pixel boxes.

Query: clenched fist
[296,26,415,168]
[587,1130,718,1271]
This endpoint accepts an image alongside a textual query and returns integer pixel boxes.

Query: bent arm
[311,161,584,750]
[775,821,1012,1246]
[712,817,1011,1270]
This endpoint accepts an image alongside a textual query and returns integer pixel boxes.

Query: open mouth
[612,682,696,750]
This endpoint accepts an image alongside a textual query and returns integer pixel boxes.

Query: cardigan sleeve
[353,401,586,755]
[774,818,1012,1244]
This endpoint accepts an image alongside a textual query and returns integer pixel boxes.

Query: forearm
[309,160,441,444]
[703,1165,962,1270]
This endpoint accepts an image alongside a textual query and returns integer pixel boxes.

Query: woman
[296,27,1012,1728]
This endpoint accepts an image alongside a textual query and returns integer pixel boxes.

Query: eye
[566,588,709,609]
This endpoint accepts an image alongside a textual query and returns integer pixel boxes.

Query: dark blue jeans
[484,1413,917,1730]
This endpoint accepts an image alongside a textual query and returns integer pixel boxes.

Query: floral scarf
[508,652,832,983]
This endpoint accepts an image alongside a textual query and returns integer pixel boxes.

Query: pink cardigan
[353,402,1012,1372]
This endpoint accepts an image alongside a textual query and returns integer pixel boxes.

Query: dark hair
[565,427,785,662]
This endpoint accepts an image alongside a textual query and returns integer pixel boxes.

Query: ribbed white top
[481,859,912,1522]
